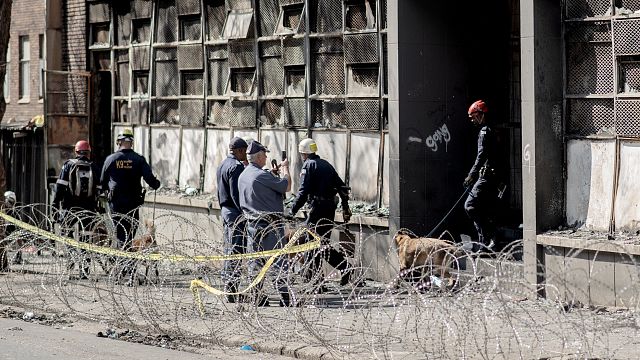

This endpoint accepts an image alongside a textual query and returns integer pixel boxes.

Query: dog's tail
[395,228,416,238]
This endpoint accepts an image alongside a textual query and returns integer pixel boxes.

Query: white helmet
[298,138,318,154]
[4,191,16,206]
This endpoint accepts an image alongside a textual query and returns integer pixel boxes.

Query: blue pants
[246,219,289,297]
[221,207,246,290]
[464,178,497,245]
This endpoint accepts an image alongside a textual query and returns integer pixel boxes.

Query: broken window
[116,50,130,96]
[92,51,111,72]
[91,23,110,47]
[133,71,149,95]
[619,56,640,94]
[345,0,376,31]
[228,68,255,94]
[223,10,254,39]
[347,65,378,96]
[132,18,151,43]
[285,66,305,96]
[180,15,202,41]
[260,100,284,126]
[275,3,304,35]
[181,72,204,95]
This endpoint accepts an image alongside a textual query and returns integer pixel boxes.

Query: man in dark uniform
[216,136,248,302]
[52,140,102,279]
[289,138,353,290]
[463,100,501,250]
[100,128,160,282]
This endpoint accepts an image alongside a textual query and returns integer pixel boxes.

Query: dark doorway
[91,71,112,167]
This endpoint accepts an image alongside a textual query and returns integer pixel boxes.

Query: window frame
[18,35,30,102]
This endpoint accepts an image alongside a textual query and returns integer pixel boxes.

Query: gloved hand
[55,209,68,224]
[342,207,352,223]
[463,175,475,188]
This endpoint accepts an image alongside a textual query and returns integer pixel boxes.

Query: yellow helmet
[117,128,134,141]
[298,138,318,154]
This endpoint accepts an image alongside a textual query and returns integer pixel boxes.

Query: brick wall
[3,0,46,125]
[62,0,86,72]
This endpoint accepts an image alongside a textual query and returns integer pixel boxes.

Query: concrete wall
[614,142,640,231]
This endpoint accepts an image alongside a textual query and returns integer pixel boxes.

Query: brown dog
[132,219,156,252]
[394,230,461,288]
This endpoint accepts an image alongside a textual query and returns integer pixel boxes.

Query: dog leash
[426,187,471,238]
[152,190,157,224]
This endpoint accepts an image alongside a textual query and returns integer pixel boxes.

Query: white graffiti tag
[425,124,451,152]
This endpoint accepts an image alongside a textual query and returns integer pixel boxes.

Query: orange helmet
[468,100,488,115]
[75,140,91,152]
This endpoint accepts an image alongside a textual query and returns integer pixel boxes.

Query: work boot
[12,251,23,265]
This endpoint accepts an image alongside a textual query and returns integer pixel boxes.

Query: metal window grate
[177,0,201,15]
[344,33,379,64]
[116,50,130,96]
[129,99,149,124]
[116,6,132,46]
[131,46,150,71]
[259,0,280,36]
[178,44,204,70]
[181,72,204,95]
[209,44,228,59]
[382,33,388,94]
[285,98,307,127]
[285,66,305,96]
[229,40,256,68]
[620,0,640,11]
[566,40,613,94]
[227,0,253,10]
[157,0,178,43]
[116,100,129,122]
[89,2,110,23]
[133,71,149,95]
[92,24,110,46]
[154,100,180,124]
[262,57,284,95]
[260,40,282,57]
[229,69,255,93]
[280,0,304,5]
[566,21,611,42]
[260,99,284,126]
[132,0,153,19]
[380,0,387,29]
[209,59,229,95]
[207,100,226,124]
[227,100,257,127]
[180,15,202,41]
[345,99,379,129]
[312,37,343,53]
[179,99,205,126]
[619,60,640,93]
[156,47,177,60]
[311,99,345,127]
[92,51,111,71]
[276,4,304,34]
[205,0,226,40]
[613,19,640,55]
[283,38,305,65]
[155,59,179,96]
[345,0,375,31]
[311,0,342,33]
[565,0,611,18]
[133,18,152,43]
[348,65,378,95]
[313,53,344,95]
[567,98,614,136]
[615,99,640,136]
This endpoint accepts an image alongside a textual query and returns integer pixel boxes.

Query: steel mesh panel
[280,5,304,33]
[46,73,89,115]
[205,0,226,40]
[566,21,611,42]
[92,51,111,71]
[312,37,343,53]
[348,65,378,95]
[178,44,204,70]
[381,0,387,29]
[227,0,253,10]
[313,53,344,95]
[207,100,226,124]
[116,50,130,96]
[116,100,129,122]
[566,42,613,94]
[180,16,202,41]
[260,100,284,126]
[209,44,228,59]
[345,99,379,129]
[132,47,150,70]
[179,99,205,126]
[285,98,307,127]
[615,99,640,136]
[227,101,257,127]
[565,0,611,18]
[382,34,388,94]
[230,69,255,93]
[260,40,282,57]
[285,66,305,96]
[567,99,614,136]
[133,19,152,43]
[259,0,280,36]
[209,59,229,95]
[157,0,178,43]
[132,0,153,19]
[155,61,179,96]
[156,47,177,60]
[89,2,110,23]
[620,61,640,93]
[613,19,640,55]
[620,0,640,11]
[229,41,256,68]
[154,100,180,124]
[178,0,201,15]
[262,57,284,95]
[133,72,149,95]
[311,99,345,127]
[129,99,149,124]
[283,38,305,65]
[182,72,204,94]
[345,0,375,30]
[116,7,132,46]
[280,0,304,4]
[344,33,379,64]
[311,0,342,33]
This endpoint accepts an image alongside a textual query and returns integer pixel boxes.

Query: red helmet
[75,140,91,152]
[468,100,488,115]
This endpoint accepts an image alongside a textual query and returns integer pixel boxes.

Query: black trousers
[464,178,498,245]
[305,200,349,282]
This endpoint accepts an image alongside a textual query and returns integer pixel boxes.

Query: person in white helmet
[2,191,22,264]
[289,138,353,291]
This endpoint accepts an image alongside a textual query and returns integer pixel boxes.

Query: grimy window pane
[39,34,44,99]
[19,36,30,100]
[3,46,9,102]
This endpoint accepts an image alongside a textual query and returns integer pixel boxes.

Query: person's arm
[229,163,244,210]
[280,159,291,193]
[52,162,71,209]
[141,157,161,190]
[467,128,488,181]
[100,156,113,193]
[290,163,311,215]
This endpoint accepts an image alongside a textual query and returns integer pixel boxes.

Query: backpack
[68,159,95,199]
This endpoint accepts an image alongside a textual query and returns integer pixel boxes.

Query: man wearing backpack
[100,128,160,285]
[52,140,102,279]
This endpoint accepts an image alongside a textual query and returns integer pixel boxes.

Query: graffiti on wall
[407,124,451,153]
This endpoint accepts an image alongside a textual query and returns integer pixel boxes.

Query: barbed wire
[0,203,639,359]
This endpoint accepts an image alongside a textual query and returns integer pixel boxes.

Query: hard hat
[468,100,488,115]
[298,138,318,154]
[75,140,91,152]
[117,128,134,141]
[4,191,16,205]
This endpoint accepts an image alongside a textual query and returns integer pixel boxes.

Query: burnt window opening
[93,51,111,71]
[180,15,202,41]
[345,0,376,31]
[91,23,110,46]
[117,100,129,123]
[181,72,204,95]
[275,4,304,35]
[116,50,130,96]
[619,55,640,94]
[132,18,151,43]
[347,65,379,95]
[223,10,254,39]
[285,66,305,96]
[260,100,284,126]
[228,68,255,94]
[133,71,149,95]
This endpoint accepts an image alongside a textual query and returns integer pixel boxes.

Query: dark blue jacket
[216,154,244,211]
[100,149,160,212]
[291,154,348,215]
[468,125,498,180]
[52,155,101,212]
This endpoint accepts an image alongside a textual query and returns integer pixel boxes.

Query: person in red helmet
[463,100,502,251]
[52,140,102,279]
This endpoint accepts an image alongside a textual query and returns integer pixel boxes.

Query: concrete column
[387,0,400,236]
[520,0,564,293]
